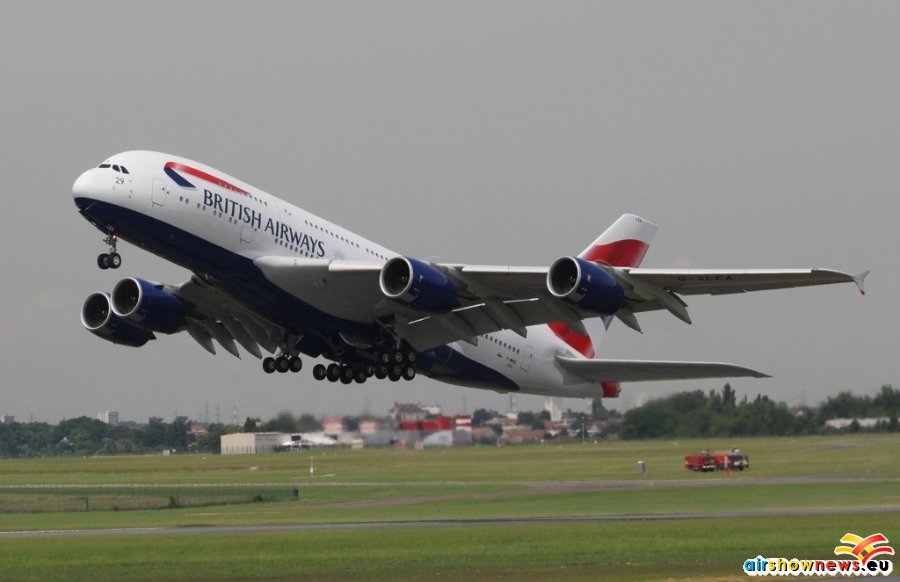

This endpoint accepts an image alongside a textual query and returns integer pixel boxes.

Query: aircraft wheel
[289,356,303,373]
[340,374,353,385]
[405,350,417,364]
[262,357,277,374]
[340,366,355,383]
[402,365,416,381]
[388,365,402,382]
[276,357,290,373]
[313,364,327,381]
[108,252,122,269]
[354,368,367,383]
[326,364,341,382]
[375,366,388,380]
[377,351,390,365]
[97,254,110,269]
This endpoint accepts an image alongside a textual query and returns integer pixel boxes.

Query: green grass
[2,513,896,581]
[0,434,898,580]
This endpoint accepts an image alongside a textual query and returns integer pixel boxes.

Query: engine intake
[547,257,625,315]
[380,257,458,313]
[111,277,185,334]
[81,293,155,347]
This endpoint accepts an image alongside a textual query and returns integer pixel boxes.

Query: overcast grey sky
[1,2,897,423]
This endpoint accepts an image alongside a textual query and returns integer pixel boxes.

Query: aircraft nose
[72,168,101,209]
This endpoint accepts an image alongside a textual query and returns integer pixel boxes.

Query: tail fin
[578,214,657,267]
[549,215,657,358]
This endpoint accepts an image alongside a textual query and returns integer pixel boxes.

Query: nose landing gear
[97,234,122,270]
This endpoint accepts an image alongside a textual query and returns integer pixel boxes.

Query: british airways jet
[73,151,867,399]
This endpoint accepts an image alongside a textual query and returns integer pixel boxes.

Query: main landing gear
[262,347,418,383]
[97,234,122,270]
[262,355,303,374]
[311,361,416,384]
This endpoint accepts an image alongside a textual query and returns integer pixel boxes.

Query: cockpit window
[98,164,111,169]
[120,166,129,174]
[112,165,121,172]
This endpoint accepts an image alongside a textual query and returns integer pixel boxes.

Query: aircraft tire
[326,363,341,382]
[402,365,416,381]
[388,365,402,382]
[289,356,303,373]
[108,252,122,269]
[375,366,388,380]
[275,357,290,373]
[97,254,110,270]
[312,364,327,381]
[405,351,416,364]
[262,357,277,374]
[354,368,367,383]
[340,374,353,385]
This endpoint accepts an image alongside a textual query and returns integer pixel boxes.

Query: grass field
[1,434,898,580]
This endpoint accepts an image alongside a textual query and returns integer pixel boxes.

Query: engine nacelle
[379,257,458,313]
[111,277,185,334]
[547,257,625,315]
[601,381,621,398]
[81,293,155,347]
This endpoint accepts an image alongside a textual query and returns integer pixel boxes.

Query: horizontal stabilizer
[556,355,769,383]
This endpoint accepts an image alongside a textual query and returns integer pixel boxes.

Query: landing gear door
[152,178,167,206]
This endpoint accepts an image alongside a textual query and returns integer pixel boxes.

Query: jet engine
[111,277,185,334]
[547,257,625,315]
[379,257,458,313]
[81,292,155,347]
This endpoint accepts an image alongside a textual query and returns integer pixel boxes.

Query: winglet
[852,271,869,296]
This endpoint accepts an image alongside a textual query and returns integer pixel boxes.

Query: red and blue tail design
[548,214,658,358]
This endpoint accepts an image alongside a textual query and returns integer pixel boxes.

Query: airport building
[221,432,285,455]
[97,411,119,426]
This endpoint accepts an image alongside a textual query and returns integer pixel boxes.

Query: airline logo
[164,161,251,196]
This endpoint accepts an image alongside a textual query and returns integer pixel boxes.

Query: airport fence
[0,483,299,512]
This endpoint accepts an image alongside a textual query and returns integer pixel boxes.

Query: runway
[3,504,899,538]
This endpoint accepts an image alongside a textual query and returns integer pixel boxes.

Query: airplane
[73,151,868,399]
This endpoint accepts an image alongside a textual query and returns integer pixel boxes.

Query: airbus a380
[73,151,867,399]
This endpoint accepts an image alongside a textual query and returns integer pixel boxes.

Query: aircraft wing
[254,257,593,350]
[614,268,868,327]
[556,355,770,382]
[254,256,867,350]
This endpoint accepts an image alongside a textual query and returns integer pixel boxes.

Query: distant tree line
[618,384,900,439]
[0,386,896,457]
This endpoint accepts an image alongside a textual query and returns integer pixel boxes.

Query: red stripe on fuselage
[164,162,250,196]
[580,239,649,268]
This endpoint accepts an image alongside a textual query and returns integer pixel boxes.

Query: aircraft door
[241,221,253,243]
[520,346,533,372]
[151,178,167,206]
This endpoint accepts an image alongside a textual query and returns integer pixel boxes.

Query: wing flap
[556,355,770,382]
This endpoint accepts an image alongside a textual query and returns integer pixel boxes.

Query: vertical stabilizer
[578,214,657,267]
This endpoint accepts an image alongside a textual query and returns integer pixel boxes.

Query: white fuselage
[73,151,607,398]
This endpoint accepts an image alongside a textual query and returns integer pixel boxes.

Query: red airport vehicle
[684,449,749,472]
[683,453,717,472]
